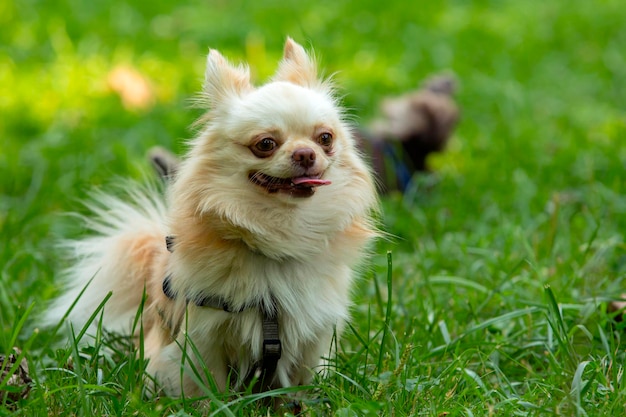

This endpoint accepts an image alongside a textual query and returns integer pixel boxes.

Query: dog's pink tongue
[291,177,332,187]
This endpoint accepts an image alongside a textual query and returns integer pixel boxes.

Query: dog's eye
[251,137,278,158]
[317,132,333,150]
[257,138,276,152]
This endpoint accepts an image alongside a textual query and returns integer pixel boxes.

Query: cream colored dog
[47,38,378,397]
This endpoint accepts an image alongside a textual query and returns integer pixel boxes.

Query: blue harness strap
[382,141,413,192]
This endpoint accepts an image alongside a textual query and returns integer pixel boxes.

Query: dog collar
[163,235,282,389]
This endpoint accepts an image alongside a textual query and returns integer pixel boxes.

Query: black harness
[163,236,282,389]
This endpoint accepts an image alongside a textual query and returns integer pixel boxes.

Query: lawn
[2,0,626,415]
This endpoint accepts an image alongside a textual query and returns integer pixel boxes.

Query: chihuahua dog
[46,38,378,397]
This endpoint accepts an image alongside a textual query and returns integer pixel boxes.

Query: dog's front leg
[145,340,227,398]
[147,309,230,397]
[178,309,231,396]
[276,330,333,389]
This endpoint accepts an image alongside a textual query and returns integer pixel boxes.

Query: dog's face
[187,38,362,204]
[173,39,376,256]
[222,81,346,199]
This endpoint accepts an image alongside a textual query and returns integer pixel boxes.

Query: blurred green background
[4,0,624,291]
[1,0,626,414]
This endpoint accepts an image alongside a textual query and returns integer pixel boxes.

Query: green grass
[2,0,626,415]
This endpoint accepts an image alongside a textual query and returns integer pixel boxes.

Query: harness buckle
[263,338,282,359]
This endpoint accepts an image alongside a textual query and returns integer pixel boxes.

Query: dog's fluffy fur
[46,38,378,396]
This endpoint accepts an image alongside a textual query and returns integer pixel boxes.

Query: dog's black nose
[292,147,316,169]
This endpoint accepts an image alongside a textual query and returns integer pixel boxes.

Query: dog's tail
[45,183,169,337]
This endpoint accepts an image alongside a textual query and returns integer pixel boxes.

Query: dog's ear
[273,37,319,87]
[202,49,252,106]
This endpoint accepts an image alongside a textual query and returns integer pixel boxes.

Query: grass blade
[376,251,394,376]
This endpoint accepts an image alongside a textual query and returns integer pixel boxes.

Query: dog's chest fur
[152,215,365,388]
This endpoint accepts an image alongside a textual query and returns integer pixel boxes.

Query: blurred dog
[361,74,459,192]
[46,38,379,396]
